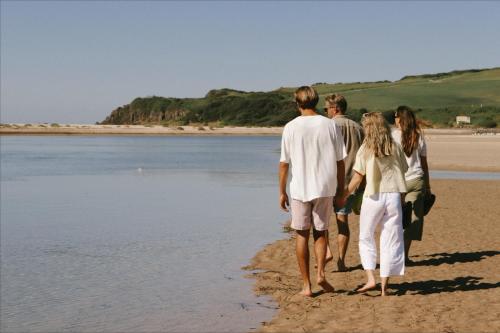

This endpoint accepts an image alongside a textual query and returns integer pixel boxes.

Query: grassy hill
[101,67,500,128]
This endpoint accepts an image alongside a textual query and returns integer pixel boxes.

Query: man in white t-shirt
[279,86,347,297]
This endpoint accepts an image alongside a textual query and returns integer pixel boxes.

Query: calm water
[2,136,499,333]
[0,136,287,333]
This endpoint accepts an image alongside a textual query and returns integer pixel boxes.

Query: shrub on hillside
[475,117,497,128]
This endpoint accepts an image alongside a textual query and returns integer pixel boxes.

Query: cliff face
[102,105,189,124]
[101,91,298,126]
[101,96,190,124]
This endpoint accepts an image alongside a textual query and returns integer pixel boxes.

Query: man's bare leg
[315,230,333,269]
[313,229,334,292]
[381,277,389,296]
[336,214,350,272]
[296,229,312,296]
[356,269,377,293]
[325,231,334,264]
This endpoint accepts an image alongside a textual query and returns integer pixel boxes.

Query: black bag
[402,201,413,229]
[423,193,436,216]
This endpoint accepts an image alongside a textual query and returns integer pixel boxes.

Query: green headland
[101,67,500,128]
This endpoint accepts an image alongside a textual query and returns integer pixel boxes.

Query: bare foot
[299,284,313,297]
[381,288,392,296]
[355,282,376,293]
[337,258,347,272]
[317,278,335,293]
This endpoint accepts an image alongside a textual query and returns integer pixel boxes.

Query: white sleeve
[353,147,366,175]
[419,134,427,157]
[334,123,347,161]
[280,126,290,163]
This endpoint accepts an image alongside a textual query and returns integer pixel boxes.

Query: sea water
[0,136,287,332]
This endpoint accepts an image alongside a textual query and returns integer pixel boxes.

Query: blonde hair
[395,106,421,157]
[361,112,394,157]
[325,94,347,113]
[294,86,319,109]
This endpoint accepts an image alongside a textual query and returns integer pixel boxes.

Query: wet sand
[245,179,500,332]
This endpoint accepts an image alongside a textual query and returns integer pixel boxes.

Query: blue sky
[1,1,499,123]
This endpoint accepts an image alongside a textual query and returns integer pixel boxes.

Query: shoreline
[246,179,500,332]
[0,124,284,136]
[1,124,498,136]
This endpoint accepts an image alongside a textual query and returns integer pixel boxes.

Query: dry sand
[0,124,283,136]
[245,179,500,333]
[425,134,500,172]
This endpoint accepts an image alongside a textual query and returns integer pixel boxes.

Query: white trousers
[359,192,405,277]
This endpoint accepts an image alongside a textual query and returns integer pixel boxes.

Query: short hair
[325,94,347,113]
[294,86,319,110]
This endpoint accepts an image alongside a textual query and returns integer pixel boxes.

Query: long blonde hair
[361,112,394,157]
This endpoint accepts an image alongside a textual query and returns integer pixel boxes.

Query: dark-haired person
[391,106,431,264]
[324,94,364,272]
[279,86,346,297]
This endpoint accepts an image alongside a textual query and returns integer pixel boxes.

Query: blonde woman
[342,112,408,296]
[392,106,431,264]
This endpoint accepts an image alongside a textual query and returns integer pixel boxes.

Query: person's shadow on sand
[391,276,500,295]
[410,250,500,267]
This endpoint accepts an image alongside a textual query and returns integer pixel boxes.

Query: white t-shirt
[280,115,347,202]
[391,128,427,181]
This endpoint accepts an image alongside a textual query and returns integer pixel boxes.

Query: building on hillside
[456,116,471,125]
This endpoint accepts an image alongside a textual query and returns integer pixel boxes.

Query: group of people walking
[279,86,431,297]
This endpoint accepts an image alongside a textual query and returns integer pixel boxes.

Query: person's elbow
[279,162,289,173]
[279,161,289,168]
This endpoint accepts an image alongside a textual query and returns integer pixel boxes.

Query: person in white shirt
[279,86,347,297]
[342,112,408,296]
[392,106,432,264]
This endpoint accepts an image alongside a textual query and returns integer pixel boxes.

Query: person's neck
[333,112,345,118]
[300,108,318,116]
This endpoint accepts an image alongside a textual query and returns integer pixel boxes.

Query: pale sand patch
[424,134,500,172]
[245,180,500,332]
[0,124,283,136]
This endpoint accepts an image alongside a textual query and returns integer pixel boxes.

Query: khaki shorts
[404,177,425,241]
[291,197,333,231]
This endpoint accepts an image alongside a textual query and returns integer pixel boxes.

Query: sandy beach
[0,124,284,136]
[245,179,500,332]
[425,134,500,172]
